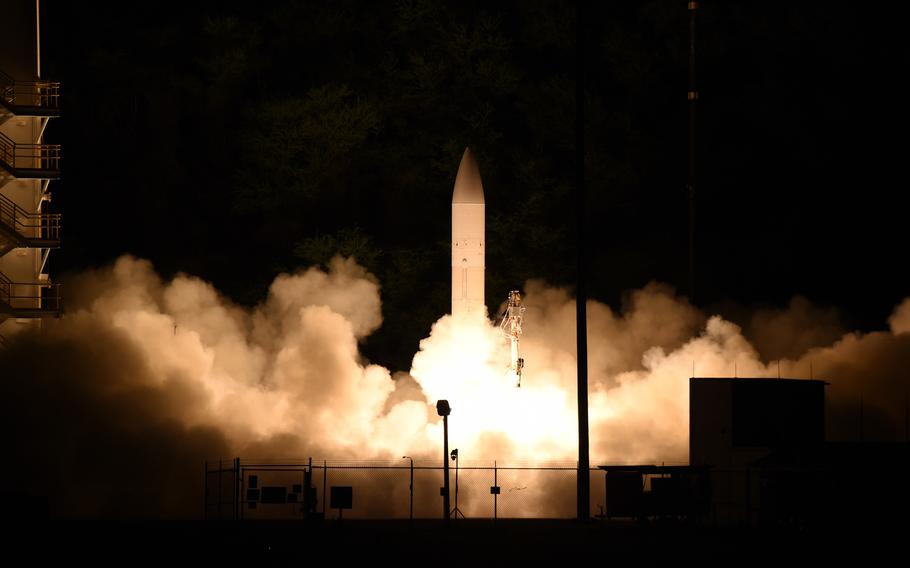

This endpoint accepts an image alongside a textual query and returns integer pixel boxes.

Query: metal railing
[0,193,60,241]
[0,270,61,312]
[0,70,60,110]
[0,131,60,172]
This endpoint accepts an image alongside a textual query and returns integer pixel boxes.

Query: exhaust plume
[1,255,908,518]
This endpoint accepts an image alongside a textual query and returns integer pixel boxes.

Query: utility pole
[688,1,699,302]
[403,456,414,521]
[576,0,590,522]
[436,400,451,522]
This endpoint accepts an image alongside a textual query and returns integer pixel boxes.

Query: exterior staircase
[0,69,60,124]
[0,269,60,319]
[0,67,63,325]
[0,193,60,257]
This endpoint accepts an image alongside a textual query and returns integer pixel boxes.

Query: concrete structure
[690,377,826,525]
[600,377,910,528]
[1,0,62,345]
[451,147,484,316]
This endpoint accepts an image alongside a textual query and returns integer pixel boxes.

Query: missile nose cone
[452,147,485,204]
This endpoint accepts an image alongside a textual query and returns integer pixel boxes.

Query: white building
[0,0,61,345]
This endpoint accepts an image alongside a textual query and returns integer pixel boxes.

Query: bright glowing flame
[411,311,577,461]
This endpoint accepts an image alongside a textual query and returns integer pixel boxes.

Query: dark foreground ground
[5,518,905,565]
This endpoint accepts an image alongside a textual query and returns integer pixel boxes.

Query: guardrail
[0,70,60,110]
[0,193,60,241]
[0,131,60,172]
[0,270,61,312]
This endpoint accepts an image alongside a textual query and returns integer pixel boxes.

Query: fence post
[218,459,223,520]
[307,457,313,520]
[234,457,241,521]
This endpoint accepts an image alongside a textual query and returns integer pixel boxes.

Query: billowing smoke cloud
[1,255,908,518]
[1,256,431,518]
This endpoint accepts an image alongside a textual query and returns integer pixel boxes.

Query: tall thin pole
[36,0,41,79]
[576,0,590,522]
[493,461,498,522]
[688,1,699,301]
[442,415,451,521]
[453,452,459,518]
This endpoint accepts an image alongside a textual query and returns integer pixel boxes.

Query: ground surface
[6,518,903,564]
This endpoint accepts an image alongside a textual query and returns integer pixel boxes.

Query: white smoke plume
[1,255,908,518]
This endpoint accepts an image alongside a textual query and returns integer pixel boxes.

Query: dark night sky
[37,1,910,370]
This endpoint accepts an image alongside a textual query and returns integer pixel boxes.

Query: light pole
[436,400,451,522]
[402,455,414,521]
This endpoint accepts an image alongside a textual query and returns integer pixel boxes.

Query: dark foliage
[41,1,910,370]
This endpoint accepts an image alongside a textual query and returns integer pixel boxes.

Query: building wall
[1,0,54,339]
[689,377,826,525]
[1,1,37,81]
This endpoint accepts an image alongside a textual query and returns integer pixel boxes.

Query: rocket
[452,148,526,385]
[451,147,485,316]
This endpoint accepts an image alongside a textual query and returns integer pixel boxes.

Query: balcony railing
[0,271,61,312]
[0,193,60,242]
[0,70,60,110]
[0,131,60,173]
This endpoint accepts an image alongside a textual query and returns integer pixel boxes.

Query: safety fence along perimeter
[205,459,611,521]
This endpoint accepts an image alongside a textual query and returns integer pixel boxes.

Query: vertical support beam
[688,1,699,302]
[443,415,451,521]
[576,0,590,522]
[36,0,42,78]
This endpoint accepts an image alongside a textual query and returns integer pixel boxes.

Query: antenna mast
[688,1,699,301]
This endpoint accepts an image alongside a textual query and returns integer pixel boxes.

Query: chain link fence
[205,459,610,520]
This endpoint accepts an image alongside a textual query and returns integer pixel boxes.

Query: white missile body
[451,148,485,316]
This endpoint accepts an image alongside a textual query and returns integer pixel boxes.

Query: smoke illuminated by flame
[2,254,910,517]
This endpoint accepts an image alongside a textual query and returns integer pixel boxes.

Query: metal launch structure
[499,290,525,387]
[0,0,62,346]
